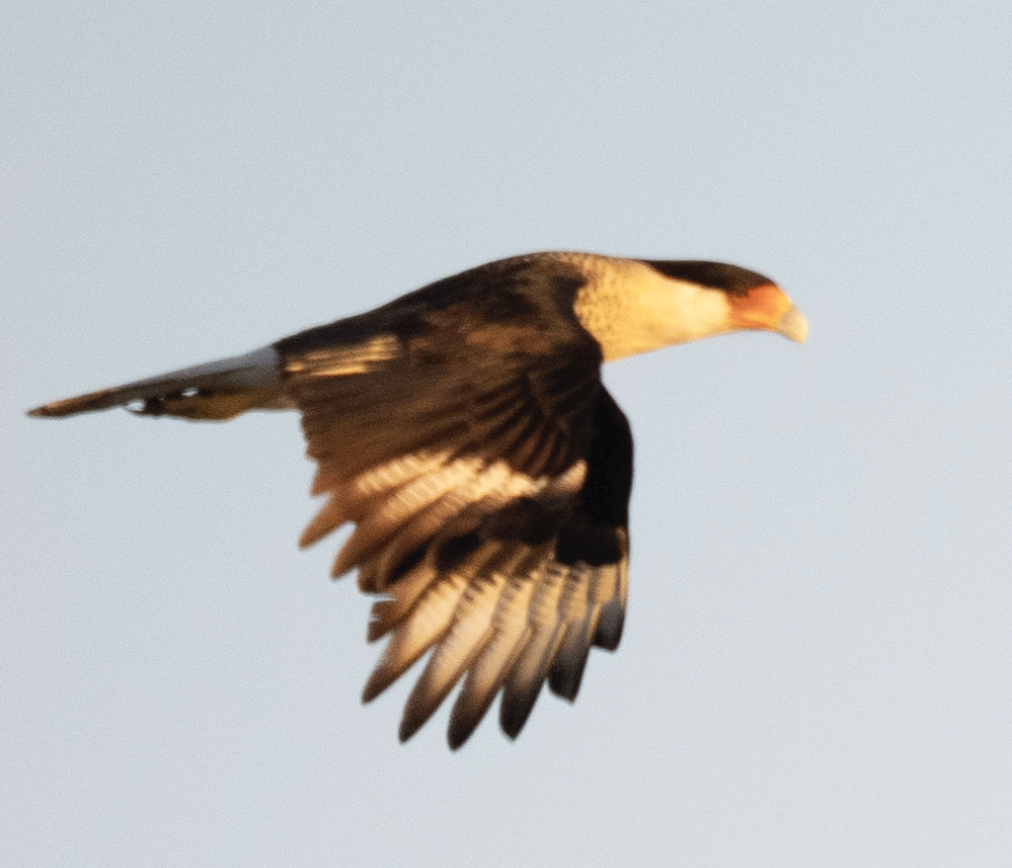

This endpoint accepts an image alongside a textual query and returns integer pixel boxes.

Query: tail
[28,347,289,420]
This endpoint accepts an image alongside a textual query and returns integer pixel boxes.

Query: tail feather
[29,347,287,420]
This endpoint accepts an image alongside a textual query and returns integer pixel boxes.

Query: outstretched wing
[277,277,634,747]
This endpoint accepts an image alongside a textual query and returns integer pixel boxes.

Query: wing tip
[547,659,587,703]
[361,669,393,704]
[446,720,473,751]
[398,710,428,744]
[592,600,626,651]
[499,686,542,741]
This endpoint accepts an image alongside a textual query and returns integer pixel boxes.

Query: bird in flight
[30,251,807,748]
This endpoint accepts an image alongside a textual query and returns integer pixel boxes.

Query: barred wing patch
[281,321,632,746]
[382,536,628,748]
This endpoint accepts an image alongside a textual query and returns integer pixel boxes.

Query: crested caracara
[30,251,808,748]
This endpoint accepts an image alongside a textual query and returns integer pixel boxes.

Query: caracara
[30,252,807,748]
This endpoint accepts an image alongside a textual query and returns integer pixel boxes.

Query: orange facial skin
[727,283,796,333]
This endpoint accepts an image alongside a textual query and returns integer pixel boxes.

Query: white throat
[570,257,734,362]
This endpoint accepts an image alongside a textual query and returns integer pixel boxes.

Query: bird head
[572,256,808,361]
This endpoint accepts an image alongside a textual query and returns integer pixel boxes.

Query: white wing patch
[285,335,400,377]
[300,450,588,587]
[295,442,626,746]
[364,535,629,747]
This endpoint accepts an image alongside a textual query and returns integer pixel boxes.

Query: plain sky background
[4,2,1011,865]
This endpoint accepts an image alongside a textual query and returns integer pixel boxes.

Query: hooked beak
[774,305,808,344]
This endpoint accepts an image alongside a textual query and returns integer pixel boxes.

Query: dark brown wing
[276,258,633,745]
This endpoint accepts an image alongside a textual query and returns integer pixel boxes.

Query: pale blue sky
[4,3,1011,865]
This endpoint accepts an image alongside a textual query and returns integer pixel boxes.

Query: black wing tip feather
[398,717,422,744]
[401,702,473,748]
[547,652,591,703]
[447,720,476,751]
[499,681,546,740]
[447,691,493,750]
[361,672,392,705]
[394,701,487,749]
[592,601,626,651]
